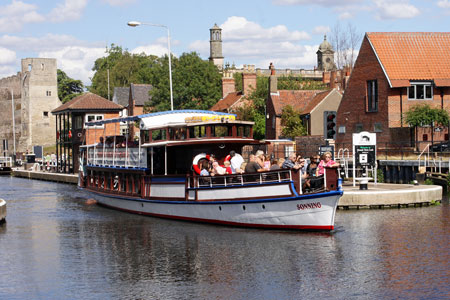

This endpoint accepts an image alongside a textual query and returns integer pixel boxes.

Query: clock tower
[209,24,224,70]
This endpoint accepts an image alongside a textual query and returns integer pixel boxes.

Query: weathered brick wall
[295,135,325,158]
[336,36,390,148]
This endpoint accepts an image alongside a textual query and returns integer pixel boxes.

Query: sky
[1,0,450,86]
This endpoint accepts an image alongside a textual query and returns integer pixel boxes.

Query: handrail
[417,143,431,170]
[0,156,13,167]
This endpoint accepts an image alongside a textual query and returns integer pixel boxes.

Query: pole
[127,21,173,110]
[11,88,15,158]
[167,27,173,111]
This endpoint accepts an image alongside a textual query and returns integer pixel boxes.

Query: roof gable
[210,92,243,112]
[52,92,123,114]
[302,89,338,115]
[271,90,324,115]
[367,32,450,87]
[131,84,152,106]
[112,87,129,107]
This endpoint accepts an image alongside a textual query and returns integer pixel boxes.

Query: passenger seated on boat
[238,162,246,173]
[211,161,226,175]
[105,138,113,148]
[244,154,264,173]
[255,150,265,170]
[317,151,339,176]
[200,161,210,176]
[208,154,216,173]
[229,150,244,173]
[270,159,281,170]
[282,153,301,170]
[223,160,232,174]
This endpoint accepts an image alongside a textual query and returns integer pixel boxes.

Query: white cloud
[0,47,16,64]
[39,46,106,85]
[0,33,97,52]
[48,0,88,22]
[188,17,319,70]
[273,0,360,6]
[339,12,353,19]
[374,0,420,19]
[0,0,45,32]
[101,0,137,6]
[222,16,310,42]
[312,26,330,35]
[437,0,450,8]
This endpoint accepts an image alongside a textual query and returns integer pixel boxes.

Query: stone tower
[317,35,336,71]
[209,24,224,70]
[20,58,61,151]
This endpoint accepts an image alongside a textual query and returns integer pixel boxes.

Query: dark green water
[0,176,449,299]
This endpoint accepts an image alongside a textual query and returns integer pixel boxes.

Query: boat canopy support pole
[164,145,167,175]
[151,147,153,175]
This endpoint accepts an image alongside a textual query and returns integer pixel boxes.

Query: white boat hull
[86,190,341,230]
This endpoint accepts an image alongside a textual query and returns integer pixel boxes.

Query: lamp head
[127,21,141,27]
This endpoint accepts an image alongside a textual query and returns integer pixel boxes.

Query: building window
[43,111,49,117]
[408,82,433,100]
[355,124,363,133]
[374,123,383,132]
[422,134,428,141]
[73,115,83,129]
[46,90,51,96]
[85,114,104,128]
[367,80,378,112]
[272,116,276,129]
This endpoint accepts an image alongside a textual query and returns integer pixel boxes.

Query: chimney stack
[269,62,277,94]
[242,67,257,96]
[222,70,235,98]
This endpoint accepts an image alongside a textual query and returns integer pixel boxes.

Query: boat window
[106,173,111,190]
[120,174,126,192]
[142,130,150,143]
[237,126,244,137]
[152,129,166,141]
[212,125,231,137]
[244,126,250,138]
[189,126,206,138]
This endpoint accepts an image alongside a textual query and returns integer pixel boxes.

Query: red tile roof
[271,90,324,115]
[301,89,337,114]
[367,32,450,87]
[210,92,243,112]
[52,92,123,113]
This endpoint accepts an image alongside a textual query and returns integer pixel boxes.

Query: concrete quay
[339,182,442,209]
[0,198,6,223]
[12,169,78,184]
[9,170,443,208]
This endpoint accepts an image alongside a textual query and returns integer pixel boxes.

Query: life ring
[192,153,210,174]
[225,155,231,162]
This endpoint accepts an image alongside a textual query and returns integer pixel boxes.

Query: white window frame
[408,82,433,100]
[85,114,104,128]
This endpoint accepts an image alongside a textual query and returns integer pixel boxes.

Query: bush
[424,178,434,185]
[377,169,384,183]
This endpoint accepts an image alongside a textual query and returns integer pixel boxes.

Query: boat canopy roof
[85,109,243,130]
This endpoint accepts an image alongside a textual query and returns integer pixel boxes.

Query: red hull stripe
[98,202,334,231]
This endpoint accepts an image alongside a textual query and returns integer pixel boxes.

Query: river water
[0,176,449,300]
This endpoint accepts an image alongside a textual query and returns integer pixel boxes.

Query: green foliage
[280,105,307,139]
[89,45,222,111]
[89,44,158,99]
[148,52,222,111]
[278,75,327,90]
[233,72,242,92]
[57,69,83,104]
[424,178,434,185]
[377,169,384,183]
[404,104,450,127]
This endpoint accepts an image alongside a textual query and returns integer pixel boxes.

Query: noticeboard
[355,145,376,167]
[319,145,335,160]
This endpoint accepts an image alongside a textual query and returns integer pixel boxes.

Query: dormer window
[408,82,433,100]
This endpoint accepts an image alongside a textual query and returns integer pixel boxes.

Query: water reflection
[0,177,448,299]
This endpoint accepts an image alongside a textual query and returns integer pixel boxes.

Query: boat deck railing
[189,169,293,188]
[87,147,146,168]
[0,156,13,168]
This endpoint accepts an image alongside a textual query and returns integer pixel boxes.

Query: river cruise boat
[79,110,342,230]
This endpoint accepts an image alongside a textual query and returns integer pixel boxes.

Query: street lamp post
[127,21,174,111]
[0,87,15,158]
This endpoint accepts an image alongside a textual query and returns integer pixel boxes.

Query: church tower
[317,35,336,71]
[209,24,224,70]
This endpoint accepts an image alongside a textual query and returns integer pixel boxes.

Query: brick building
[336,32,450,150]
[52,92,123,173]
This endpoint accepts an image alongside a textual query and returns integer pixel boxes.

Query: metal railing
[0,156,12,167]
[191,169,292,188]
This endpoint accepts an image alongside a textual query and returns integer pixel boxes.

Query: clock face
[326,57,331,63]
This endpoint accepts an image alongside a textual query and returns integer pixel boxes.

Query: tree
[404,104,450,148]
[280,105,307,139]
[57,69,84,104]
[89,44,158,99]
[329,22,362,69]
[147,52,222,111]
